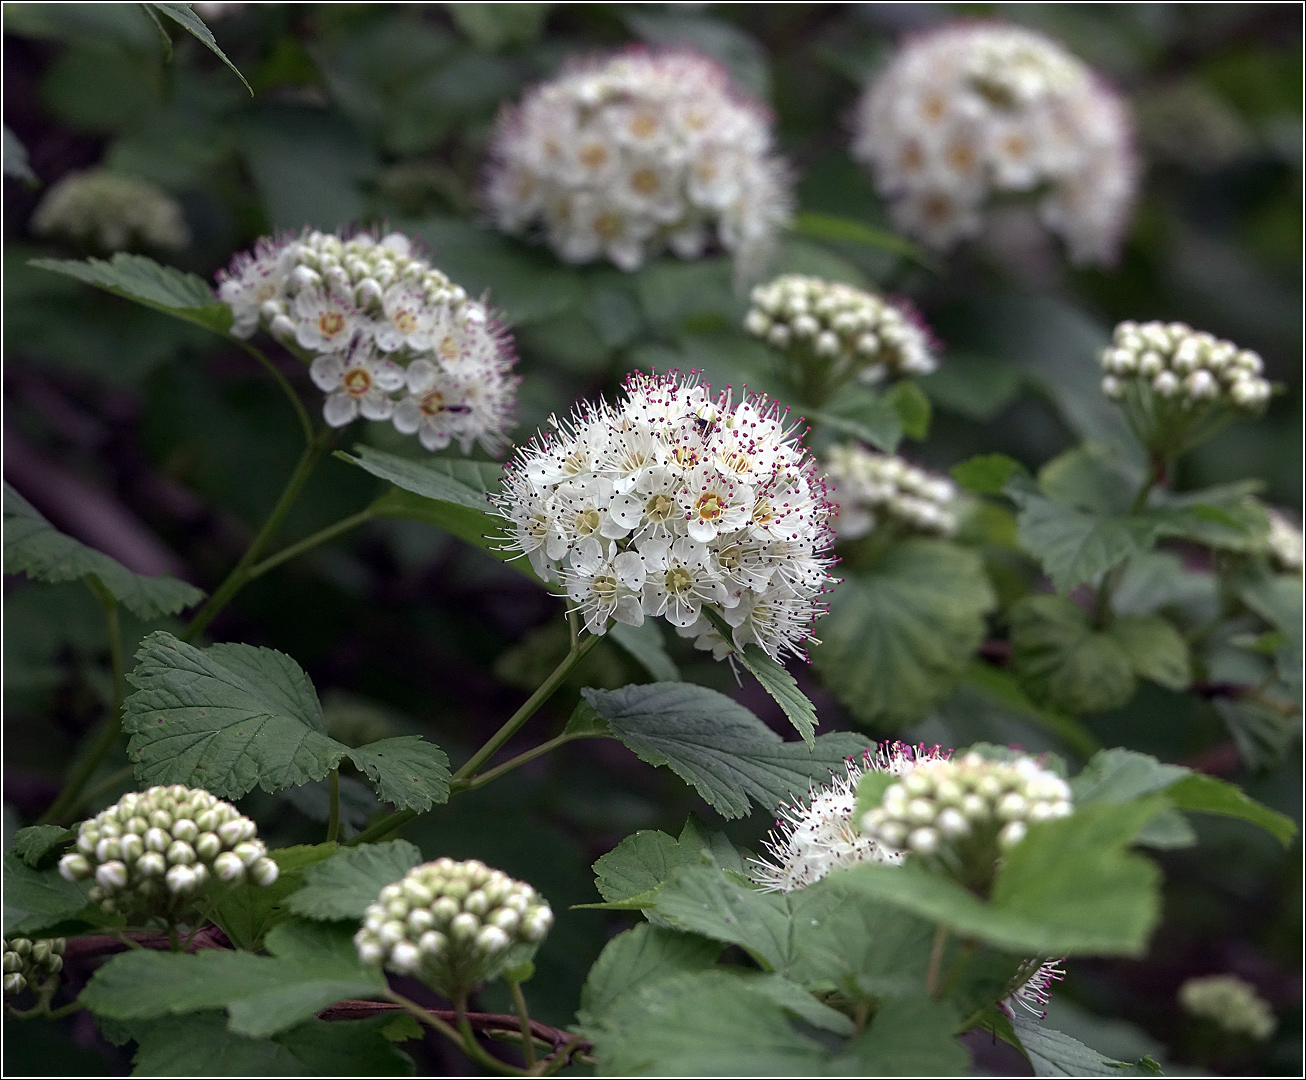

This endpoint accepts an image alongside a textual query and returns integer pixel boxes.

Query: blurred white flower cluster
[751,742,949,893]
[494,371,835,662]
[1266,508,1303,574]
[852,22,1136,264]
[58,785,279,916]
[859,751,1073,860]
[3,937,64,998]
[1101,321,1271,411]
[217,228,519,454]
[744,275,938,387]
[1179,974,1277,1041]
[33,168,190,252]
[484,48,791,272]
[824,444,959,541]
[354,858,552,999]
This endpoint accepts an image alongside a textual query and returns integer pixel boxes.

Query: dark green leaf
[651,864,793,971]
[812,385,903,452]
[1009,595,1136,715]
[813,540,995,729]
[959,664,1102,759]
[4,483,204,619]
[1166,772,1297,846]
[608,620,681,682]
[832,995,968,1075]
[884,380,931,441]
[286,840,423,921]
[339,446,498,510]
[148,3,253,93]
[2,850,92,936]
[209,844,340,952]
[1010,1012,1157,1077]
[1106,615,1192,690]
[793,212,935,269]
[951,454,1026,496]
[11,825,74,868]
[1212,697,1299,772]
[346,737,450,813]
[1069,749,1190,806]
[268,1015,415,1076]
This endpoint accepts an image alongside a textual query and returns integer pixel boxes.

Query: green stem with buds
[326,768,341,844]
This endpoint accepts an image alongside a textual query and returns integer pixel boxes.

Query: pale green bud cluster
[354,859,553,999]
[1100,321,1270,411]
[1179,974,1276,1041]
[824,444,958,540]
[745,275,937,386]
[58,786,278,917]
[860,752,1073,868]
[32,168,190,253]
[2,937,65,998]
[1266,508,1303,574]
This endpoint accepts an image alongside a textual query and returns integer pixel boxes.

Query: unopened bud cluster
[824,444,959,541]
[745,275,937,389]
[32,168,190,253]
[3,937,65,998]
[859,752,1072,883]
[1179,974,1276,1041]
[1100,321,1271,414]
[355,859,553,999]
[58,786,279,917]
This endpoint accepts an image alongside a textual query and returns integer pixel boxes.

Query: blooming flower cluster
[1179,974,1277,1041]
[32,169,190,252]
[217,228,519,454]
[744,275,938,389]
[1266,508,1303,574]
[3,937,65,998]
[750,743,949,893]
[354,859,553,1000]
[484,48,791,272]
[58,786,279,917]
[851,22,1136,264]
[493,371,836,662]
[1005,958,1066,1019]
[859,751,1073,867]
[823,444,960,541]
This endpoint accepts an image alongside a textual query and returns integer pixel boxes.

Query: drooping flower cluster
[1266,509,1303,574]
[216,228,519,454]
[823,444,959,541]
[3,937,65,998]
[493,371,836,662]
[1100,321,1272,457]
[744,275,938,390]
[354,859,553,1000]
[484,48,791,273]
[750,743,949,893]
[32,168,190,252]
[1179,974,1277,1041]
[58,786,279,918]
[851,22,1136,265]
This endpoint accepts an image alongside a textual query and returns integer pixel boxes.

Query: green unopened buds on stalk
[3,937,65,998]
[58,785,279,918]
[354,858,553,1001]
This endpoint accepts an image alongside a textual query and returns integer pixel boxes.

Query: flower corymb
[493,371,836,662]
[824,444,960,541]
[852,22,1137,265]
[484,48,791,272]
[216,227,519,454]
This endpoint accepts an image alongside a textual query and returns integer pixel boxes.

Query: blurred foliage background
[2,3,1301,1075]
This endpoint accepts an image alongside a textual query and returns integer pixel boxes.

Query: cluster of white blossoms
[493,371,836,662]
[484,48,791,272]
[32,169,190,252]
[852,22,1136,264]
[1266,508,1303,574]
[859,751,1073,864]
[823,444,959,541]
[3,938,65,998]
[1100,321,1272,413]
[217,228,519,454]
[1178,974,1277,1041]
[744,275,938,387]
[751,743,949,893]
[354,859,552,999]
[58,786,279,916]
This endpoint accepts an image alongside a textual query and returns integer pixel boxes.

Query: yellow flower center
[645,493,675,521]
[419,389,446,415]
[665,566,694,595]
[631,168,661,196]
[695,492,724,522]
[343,368,372,396]
[319,311,346,338]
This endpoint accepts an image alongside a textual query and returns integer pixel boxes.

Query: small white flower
[310,339,405,427]
[639,535,730,627]
[563,538,647,633]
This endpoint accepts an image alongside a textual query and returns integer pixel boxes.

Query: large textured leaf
[4,483,204,619]
[2,851,92,935]
[1166,773,1296,846]
[11,825,74,868]
[576,923,721,1031]
[812,540,995,729]
[651,864,794,971]
[1010,489,1159,594]
[1009,595,1136,715]
[286,840,423,921]
[339,446,499,509]
[209,844,339,952]
[1106,615,1192,690]
[148,3,252,93]
[582,683,870,819]
[1070,749,1190,805]
[831,995,968,1075]
[1010,1013,1158,1077]
[345,737,450,812]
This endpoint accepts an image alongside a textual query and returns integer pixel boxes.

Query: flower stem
[38,578,126,825]
[227,336,314,447]
[457,993,527,1076]
[382,989,476,1059]
[325,768,341,843]
[450,730,604,794]
[507,978,537,1068]
[926,923,949,998]
[245,506,377,582]
[182,426,333,642]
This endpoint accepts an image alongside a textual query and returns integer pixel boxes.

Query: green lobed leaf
[884,380,932,441]
[1009,595,1136,715]
[345,737,450,812]
[1106,615,1192,690]
[1010,1012,1158,1077]
[951,453,1026,496]
[11,825,75,868]
[651,864,793,972]
[209,844,340,952]
[339,446,499,510]
[286,840,423,921]
[2,850,92,936]
[582,683,869,819]
[4,483,205,619]
[831,994,968,1075]
[812,540,996,730]
[812,384,903,453]
[1166,772,1297,847]
[1069,749,1191,805]
[147,3,253,93]
[608,620,681,682]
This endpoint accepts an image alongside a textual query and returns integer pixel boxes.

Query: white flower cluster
[354,859,552,999]
[32,168,190,252]
[1005,958,1066,1019]
[744,275,938,387]
[3,937,65,998]
[1101,320,1272,412]
[751,743,950,893]
[58,786,279,916]
[824,444,959,541]
[484,48,791,272]
[852,22,1136,264]
[1179,974,1277,1041]
[1266,509,1303,574]
[217,228,519,454]
[859,751,1073,861]
[493,371,836,662]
